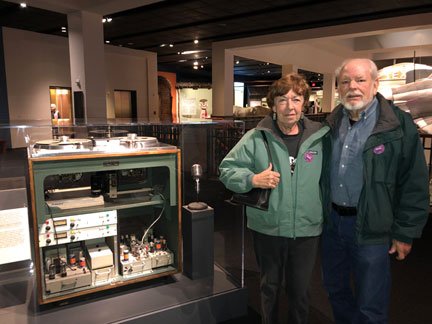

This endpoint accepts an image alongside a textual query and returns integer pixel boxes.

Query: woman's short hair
[266,73,310,108]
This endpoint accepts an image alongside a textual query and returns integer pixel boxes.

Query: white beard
[341,90,374,111]
[342,99,366,111]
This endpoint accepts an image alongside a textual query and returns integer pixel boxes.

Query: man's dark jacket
[321,92,429,244]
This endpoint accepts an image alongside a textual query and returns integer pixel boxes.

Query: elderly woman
[219,73,329,324]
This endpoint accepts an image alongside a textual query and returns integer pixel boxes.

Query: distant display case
[27,135,182,304]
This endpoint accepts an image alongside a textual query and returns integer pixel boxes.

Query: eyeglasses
[275,95,303,107]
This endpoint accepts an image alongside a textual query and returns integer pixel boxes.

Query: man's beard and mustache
[341,91,374,111]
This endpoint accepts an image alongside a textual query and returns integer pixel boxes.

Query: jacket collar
[326,92,400,134]
[257,114,320,134]
[256,114,326,147]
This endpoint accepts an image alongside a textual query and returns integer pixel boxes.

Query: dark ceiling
[1,0,432,84]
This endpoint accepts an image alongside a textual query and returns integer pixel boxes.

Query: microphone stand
[187,164,208,210]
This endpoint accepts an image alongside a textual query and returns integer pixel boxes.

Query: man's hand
[389,239,412,261]
[252,163,280,189]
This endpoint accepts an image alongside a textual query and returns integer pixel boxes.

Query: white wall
[2,27,157,147]
[104,46,157,120]
[3,27,71,146]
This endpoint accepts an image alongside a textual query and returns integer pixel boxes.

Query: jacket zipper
[293,130,328,239]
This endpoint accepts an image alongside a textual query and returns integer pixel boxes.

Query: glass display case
[0,119,247,322]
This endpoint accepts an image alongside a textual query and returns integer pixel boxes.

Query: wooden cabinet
[28,149,182,304]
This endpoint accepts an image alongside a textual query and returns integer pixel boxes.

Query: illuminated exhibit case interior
[0,121,247,322]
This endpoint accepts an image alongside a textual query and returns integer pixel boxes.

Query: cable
[140,193,166,245]
[45,202,64,274]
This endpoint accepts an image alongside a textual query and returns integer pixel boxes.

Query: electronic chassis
[27,134,182,304]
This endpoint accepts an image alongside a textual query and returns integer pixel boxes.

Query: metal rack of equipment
[27,135,182,304]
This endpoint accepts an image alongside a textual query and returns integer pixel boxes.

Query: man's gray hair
[335,58,378,81]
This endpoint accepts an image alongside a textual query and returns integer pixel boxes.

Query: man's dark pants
[322,209,391,324]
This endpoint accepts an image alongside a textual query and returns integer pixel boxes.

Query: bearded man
[321,58,429,324]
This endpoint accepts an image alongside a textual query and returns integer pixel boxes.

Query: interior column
[281,64,298,75]
[68,11,107,123]
[321,73,336,112]
[212,44,234,117]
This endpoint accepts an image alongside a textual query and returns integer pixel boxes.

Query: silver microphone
[188,164,208,210]
[191,164,203,180]
[191,164,202,198]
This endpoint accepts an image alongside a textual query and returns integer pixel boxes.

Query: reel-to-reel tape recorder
[30,133,176,157]
[27,132,182,304]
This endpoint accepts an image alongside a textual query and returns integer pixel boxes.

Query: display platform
[0,264,247,324]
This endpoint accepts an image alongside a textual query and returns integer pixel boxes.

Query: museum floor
[196,172,432,324]
[219,218,432,324]
[216,197,432,324]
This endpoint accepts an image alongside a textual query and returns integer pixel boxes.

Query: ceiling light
[194,39,199,44]
[201,65,204,69]
[160,44,166,47]
[20,3,26,8]
[102,18,106,23]
[180,50,204,55]
[193,66,198,70]
[107,17,112,22]
[193,61,198,66]
[235,60,240,64]
[105,40,110,44]
[169,44,174,47]
[102,17,112,23]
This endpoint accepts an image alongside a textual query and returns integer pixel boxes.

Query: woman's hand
[252,163,280,189]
